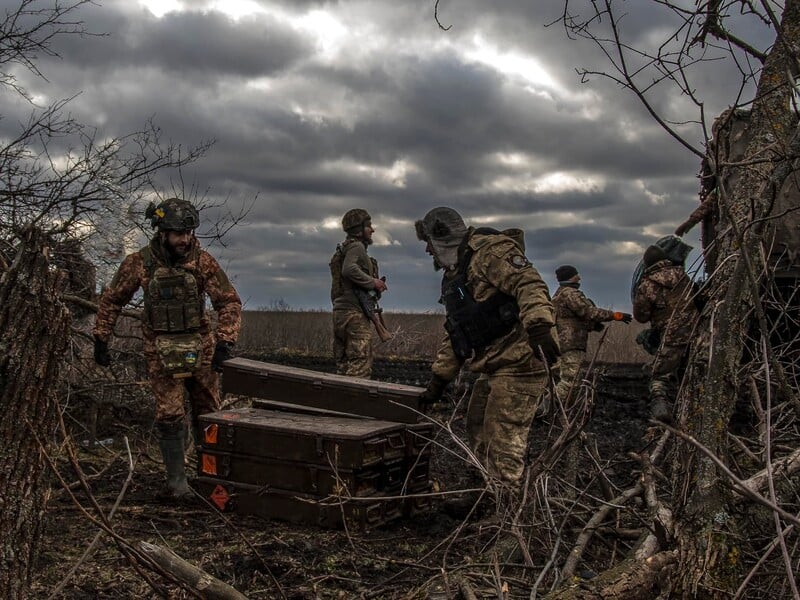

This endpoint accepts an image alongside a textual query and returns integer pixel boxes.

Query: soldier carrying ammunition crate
[329,208,389,379]
[93,198,242,501]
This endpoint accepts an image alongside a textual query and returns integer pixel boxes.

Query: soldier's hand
[212,341,234,373]
[419,374,449,407]
[674,222,690,237]
[527,324,561,366]
[93,337,111,367]
[613,312,633,324]
[373,277,388,293]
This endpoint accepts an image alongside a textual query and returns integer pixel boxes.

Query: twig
[658,422,800,528]
[47,437,135,599]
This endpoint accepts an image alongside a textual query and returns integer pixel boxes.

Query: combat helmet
[342,208,371,234]
[146,198,200,231]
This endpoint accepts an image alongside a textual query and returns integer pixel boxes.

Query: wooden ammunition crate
[196,476,404,530]
[198,449,407,497]
[222,357,424,423]
[198,408,407,469]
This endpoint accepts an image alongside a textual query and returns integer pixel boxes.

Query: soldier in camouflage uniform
[416,207,559,489]
[633,245,699,422]
[552,265,631,401]
[329,208,387,379]
[93,198,242,499]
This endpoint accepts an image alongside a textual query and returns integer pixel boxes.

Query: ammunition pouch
[441,271,519,361]
[155,332,204,377]
[145,267,203,333]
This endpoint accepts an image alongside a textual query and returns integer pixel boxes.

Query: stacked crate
[194,358,434,530]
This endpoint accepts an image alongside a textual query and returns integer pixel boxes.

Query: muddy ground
[32,357,650,599]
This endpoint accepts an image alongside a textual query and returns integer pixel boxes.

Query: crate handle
[386,433,405,449]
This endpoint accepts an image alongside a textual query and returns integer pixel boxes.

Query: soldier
[415,207,559,489]
[329,208,387,379]
[552,265,631,401]
[93,198,242,500]
[633,245,699,422]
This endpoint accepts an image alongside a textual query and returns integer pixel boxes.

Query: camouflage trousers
[145,345,221,440]
[555,349,585,401]
[332,309,373,379]
[649,344,688,401]
[465,371,548,487]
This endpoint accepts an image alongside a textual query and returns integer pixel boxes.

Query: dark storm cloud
[33,1,312,78]
[0,0,764,310]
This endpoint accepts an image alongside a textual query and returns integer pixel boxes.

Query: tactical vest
[329,238,377,303]
[329,241,350,303]
[440,232,520,360]
[141,246,205,376]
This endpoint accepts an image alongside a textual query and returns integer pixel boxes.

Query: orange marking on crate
[204,424,218,444]
[201,453,217,475]
[210,485,229,510]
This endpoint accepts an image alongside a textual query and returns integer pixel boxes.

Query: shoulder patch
[508,254,531,268]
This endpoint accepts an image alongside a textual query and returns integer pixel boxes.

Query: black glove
[613,312,633,324]
[212,341,234,373]
[93,337,110,367]
[527,324,561,366]
[419,374,449,406]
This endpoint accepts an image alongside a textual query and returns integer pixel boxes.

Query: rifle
[354,279,393,342]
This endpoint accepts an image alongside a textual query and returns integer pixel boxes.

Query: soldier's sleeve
[92,253,143,343]
[341,243,376,289]
[201,252,242,344]
[431,331,462,382]
[633,280,654,324]
[478,241,555,330]
[685,193,717,229]
[565,289,616,323]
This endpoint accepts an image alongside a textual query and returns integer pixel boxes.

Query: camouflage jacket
[431,229,556,380]
[331,237,379,312]
[633,260,697,346]
[93,236,242,345]
[553,284,615,352]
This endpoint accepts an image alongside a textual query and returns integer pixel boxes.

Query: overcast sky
[1,0,776,311]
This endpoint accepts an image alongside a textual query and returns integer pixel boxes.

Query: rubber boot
[156,421,193,500]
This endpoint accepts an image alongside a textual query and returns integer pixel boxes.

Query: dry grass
[238,310,649,363]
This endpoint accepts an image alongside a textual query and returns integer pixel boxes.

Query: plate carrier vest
[440,228,520,360]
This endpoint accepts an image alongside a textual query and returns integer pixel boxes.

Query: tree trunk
[0,229,70,599]
[672,1,800,596]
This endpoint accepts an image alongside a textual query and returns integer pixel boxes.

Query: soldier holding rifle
[329,208,389,379]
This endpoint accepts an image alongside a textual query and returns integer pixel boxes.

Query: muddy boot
[650,395,673,424]
[156,421,193,501]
